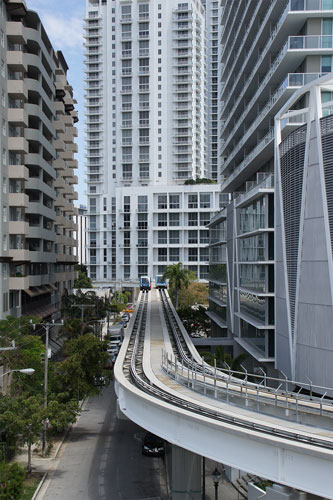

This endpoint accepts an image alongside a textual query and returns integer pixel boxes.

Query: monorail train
[140,276,151,292]
[155,275,167,290]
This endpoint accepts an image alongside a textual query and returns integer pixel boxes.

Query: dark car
[142,432,165,457]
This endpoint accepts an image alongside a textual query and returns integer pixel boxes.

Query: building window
[321,55,332,73]
[200,230,209,244]
[188,213,198,226]
[169,213,180,226]
[138,195,148,212]
[188,194,198,209]
[188,248,197,262]
[169,194,180,209]
[158,213,167,226]
[169,230,179,244]
[158,231,167,244]
[188,230,197,244]
[169,248,179,262]
[158,248,167,262]
[200,213,211,226]
[200,248,209,261]
[158,194,167,209]
[200,193,211,208]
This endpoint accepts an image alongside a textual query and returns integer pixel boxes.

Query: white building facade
[84,0,219,284]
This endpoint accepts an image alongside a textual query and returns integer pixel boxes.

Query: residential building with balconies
[84,0,214,284]
[0,0,78,319]
[210,0,333,377]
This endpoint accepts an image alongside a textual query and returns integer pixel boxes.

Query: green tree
[0,396,22,461]
[74,271,93,289]
[177,282,208,309]
[163,263,196,310]
[46,398,79,433]
[0,317,44,397]
[0,461,25,499]
[62,291,111,336]
[16,396,44,475]
[52,334,109,401]
[177,306,210,335]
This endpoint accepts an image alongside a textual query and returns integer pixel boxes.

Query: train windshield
[141,277,150,284]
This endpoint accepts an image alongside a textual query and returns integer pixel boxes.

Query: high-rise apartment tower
[209,0,333,385]
[84,0,221,285]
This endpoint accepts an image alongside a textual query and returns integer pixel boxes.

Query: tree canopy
[177,282,208,309]
[74,271,93,289]
[163,263,196,309]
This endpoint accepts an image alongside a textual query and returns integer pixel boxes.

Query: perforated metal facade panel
[321,115,333,257]
[279,125,307,340]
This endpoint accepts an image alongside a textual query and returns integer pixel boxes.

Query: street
[40,382,168,500]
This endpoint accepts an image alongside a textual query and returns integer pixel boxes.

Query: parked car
[93,375,106,386]
[142,432,165,457]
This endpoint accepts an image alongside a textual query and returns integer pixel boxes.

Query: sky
[27,0,87,206]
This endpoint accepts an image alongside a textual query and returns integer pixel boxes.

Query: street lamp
[30,319,63,457]
[1,368,35,377]
[211,467,221,500]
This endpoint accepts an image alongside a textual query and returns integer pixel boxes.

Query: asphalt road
[41,382,168,500]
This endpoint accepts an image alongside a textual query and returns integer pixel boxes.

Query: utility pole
[30,319,63,457]
[71,303,95,323]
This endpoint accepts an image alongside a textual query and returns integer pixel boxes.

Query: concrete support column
[171,444,201,500]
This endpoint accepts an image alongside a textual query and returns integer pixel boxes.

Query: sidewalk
[202,458,244,500]
[13,399,89,499]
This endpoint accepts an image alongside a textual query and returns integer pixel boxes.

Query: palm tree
[163,263,196,310]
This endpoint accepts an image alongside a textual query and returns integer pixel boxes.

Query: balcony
[289,35,333,50]
[290,0,333,10]
[121,121,132,129]
[7,51,27,72]
[8,192,29,208]
[222,129,274,192]
[139,48,149,57]
[138,32,149,40]
[121,104,132,111]
[121,50,132,59]
[235,174,275,208]
[221,73,324,151]
[121,85,132,93]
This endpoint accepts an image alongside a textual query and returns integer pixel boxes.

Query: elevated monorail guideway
[114,289,333,499]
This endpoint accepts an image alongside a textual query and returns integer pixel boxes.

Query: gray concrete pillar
[171,444,201,500]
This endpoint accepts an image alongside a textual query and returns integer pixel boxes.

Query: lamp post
[0,368,35,392]
[30,319,63,457]
[2,368,35,377]
[211,467,221,500]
